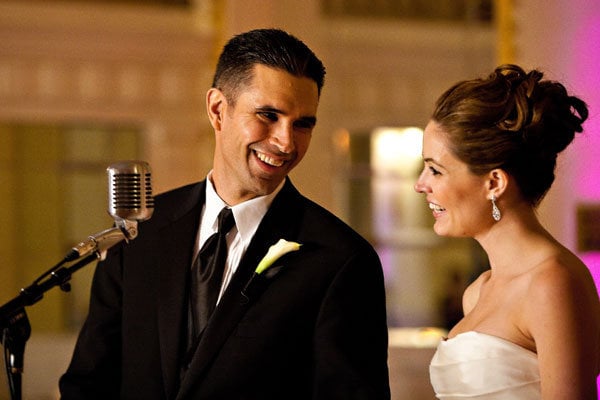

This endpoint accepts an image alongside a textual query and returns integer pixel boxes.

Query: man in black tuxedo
[59,28,390,400]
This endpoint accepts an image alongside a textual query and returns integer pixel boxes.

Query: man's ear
[486,168,508,199]
[206,88,225,131]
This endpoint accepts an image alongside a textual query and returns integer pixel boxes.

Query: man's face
[208,64,319,205]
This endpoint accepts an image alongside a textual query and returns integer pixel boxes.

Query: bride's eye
[429,166,441,176]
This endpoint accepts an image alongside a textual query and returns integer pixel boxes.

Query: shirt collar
[203,172,285,246]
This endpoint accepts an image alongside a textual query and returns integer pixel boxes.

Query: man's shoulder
[154,180,204,203]
[140,180,204,228]
[286,188,374,252]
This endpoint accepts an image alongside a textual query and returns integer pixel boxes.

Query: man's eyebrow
[256,105,280,113]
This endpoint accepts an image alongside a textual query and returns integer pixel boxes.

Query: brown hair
[432,64,588,206]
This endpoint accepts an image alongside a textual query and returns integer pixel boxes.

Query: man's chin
[253,175,286,194]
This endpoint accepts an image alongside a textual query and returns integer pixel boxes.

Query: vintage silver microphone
[107,160,154,222]
[68,161,154,261]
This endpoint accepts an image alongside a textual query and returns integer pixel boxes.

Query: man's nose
[271,124,294,153]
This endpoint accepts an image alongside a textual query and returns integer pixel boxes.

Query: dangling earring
[491,195,501,221]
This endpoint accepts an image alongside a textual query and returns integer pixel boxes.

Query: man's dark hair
[212,28,326,104]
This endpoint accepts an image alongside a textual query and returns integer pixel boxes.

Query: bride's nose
[414,170,429,193]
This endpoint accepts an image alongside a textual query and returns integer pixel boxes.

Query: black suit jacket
[60,179,390,399]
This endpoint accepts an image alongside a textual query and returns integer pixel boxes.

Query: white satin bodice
[430,331,540,399]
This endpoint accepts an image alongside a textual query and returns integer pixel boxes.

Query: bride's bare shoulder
[526,253,597,308]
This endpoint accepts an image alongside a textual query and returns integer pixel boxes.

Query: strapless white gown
[430,331,540,399]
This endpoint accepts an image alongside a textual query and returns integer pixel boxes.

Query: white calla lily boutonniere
[241,239,301,302]
[255,239,301,275]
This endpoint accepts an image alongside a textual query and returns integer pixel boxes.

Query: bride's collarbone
[454,287,535,351]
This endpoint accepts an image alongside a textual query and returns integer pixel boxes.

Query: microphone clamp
[67,219,139,261]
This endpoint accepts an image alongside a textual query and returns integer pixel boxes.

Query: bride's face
[414,121,490,238]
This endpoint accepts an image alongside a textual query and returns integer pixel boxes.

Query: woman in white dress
[414,64,600,399]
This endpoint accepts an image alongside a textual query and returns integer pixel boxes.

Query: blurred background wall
[0,0,598,398]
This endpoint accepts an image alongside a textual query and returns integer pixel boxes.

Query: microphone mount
[67,218,139,262]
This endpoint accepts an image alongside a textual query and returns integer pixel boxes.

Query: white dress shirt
[196,172,284,303]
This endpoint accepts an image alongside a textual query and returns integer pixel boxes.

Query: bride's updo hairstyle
[431,64,588,206]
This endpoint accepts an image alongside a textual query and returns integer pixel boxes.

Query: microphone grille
[107,161,155,221]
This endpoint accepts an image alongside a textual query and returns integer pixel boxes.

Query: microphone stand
[0,253,98,400]
[0,219,137,400]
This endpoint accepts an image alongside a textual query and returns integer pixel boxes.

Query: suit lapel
[156,182,205,399]
[176,180,305,398]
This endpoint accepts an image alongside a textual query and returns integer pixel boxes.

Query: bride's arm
[524,260,599,400]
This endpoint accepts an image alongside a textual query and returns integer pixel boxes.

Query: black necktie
[190,207,235,339]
